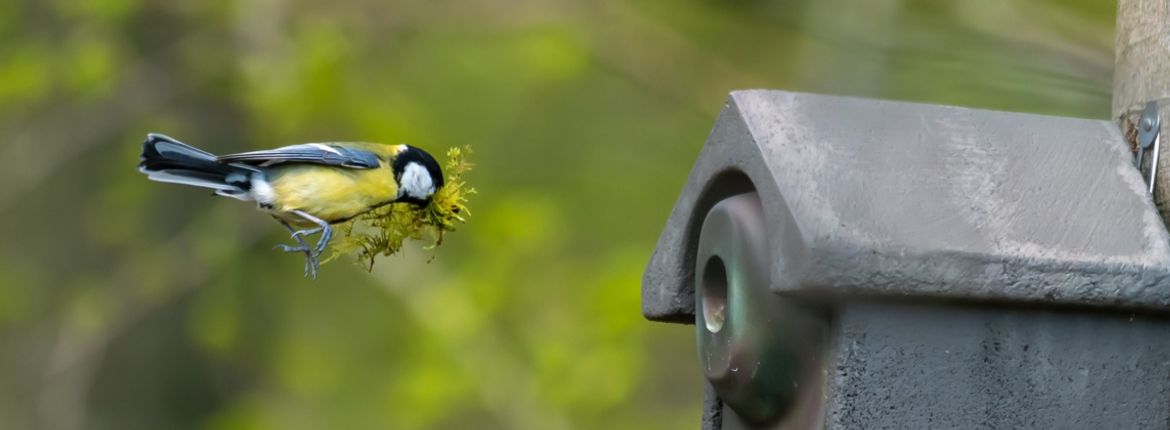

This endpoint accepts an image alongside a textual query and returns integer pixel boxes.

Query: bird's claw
[273,243,318,279]
[315,227,333,256]
[291,227,322,241]
[277,212,332,280]
[273,243,309,253]
[305,255,319,279]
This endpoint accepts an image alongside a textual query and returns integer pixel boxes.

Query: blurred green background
[0,1,1113,429]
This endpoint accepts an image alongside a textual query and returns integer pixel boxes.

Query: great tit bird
[138,133,444,278]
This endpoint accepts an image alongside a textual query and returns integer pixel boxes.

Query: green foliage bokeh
[0,0,1112,429]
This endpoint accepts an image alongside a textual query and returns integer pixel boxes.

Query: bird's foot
[273,243,309,253]
[314,225,333,256]
[273,243,318,279]
[277,211,334,280]
[291,227,322,241]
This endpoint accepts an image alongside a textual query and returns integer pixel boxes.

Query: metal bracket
[1136,101,1161,195]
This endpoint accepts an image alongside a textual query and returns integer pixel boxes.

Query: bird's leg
[291,210,333,277]
[290,227,322,241]
[275,220,315,278]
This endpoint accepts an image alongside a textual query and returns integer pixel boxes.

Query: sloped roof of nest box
[643,90,1170,323]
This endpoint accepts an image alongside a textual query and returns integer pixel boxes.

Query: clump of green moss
[325,146,475,270]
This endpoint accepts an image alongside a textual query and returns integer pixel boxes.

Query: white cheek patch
[399,162,435,199]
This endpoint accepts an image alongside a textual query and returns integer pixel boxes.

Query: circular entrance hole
[702,256,729,333]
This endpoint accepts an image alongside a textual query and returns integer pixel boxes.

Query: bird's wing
[218,143,382,169]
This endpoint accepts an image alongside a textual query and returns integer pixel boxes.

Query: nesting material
[325,146,475,269]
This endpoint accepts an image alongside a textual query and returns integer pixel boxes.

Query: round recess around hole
[702,256,729,333]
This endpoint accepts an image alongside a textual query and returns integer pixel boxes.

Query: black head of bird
[391,145,445,206]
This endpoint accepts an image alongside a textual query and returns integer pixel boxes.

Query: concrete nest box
[643,90,1170,429]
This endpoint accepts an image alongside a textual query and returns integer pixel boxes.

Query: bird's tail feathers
[139,133,255,200]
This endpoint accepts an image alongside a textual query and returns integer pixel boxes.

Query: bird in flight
[138,133,444,279]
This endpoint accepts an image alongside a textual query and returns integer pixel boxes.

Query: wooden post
[1115,0,1170,218]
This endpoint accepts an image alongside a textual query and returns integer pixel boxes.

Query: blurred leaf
[62,36,118,98]
[0,44,51,105]
[1,0,1119,428]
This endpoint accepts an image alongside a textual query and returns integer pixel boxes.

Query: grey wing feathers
[217,143,381,169]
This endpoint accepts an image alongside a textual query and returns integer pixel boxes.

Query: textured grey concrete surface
[643,90,1170,322]
[826,302,1170,429]
[709,303,1170,430]
[703,383,723,430]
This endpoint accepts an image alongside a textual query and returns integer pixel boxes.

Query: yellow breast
[266,162,399,225]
